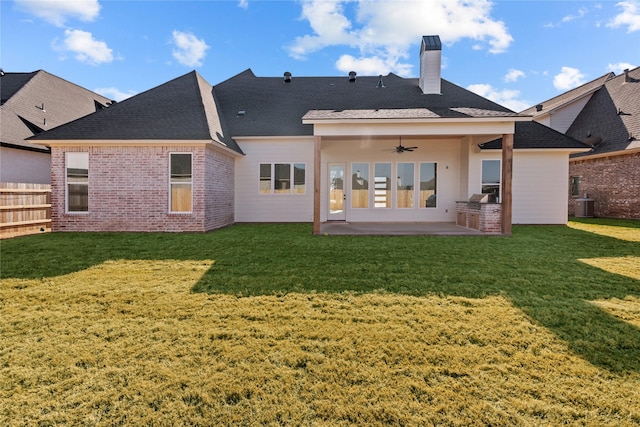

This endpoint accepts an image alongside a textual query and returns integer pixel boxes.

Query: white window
[482,159,501,202]
[66,152,89,213]
[259,163,306,194]
[397,162,415,208]
[351,163,369,208]
[374,163,391,208]
[170,153,192,213]
[419,163,437,208]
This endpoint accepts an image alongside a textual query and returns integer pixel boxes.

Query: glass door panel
[328,163,346,220]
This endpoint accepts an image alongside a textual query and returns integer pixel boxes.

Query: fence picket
[0,182,51,238]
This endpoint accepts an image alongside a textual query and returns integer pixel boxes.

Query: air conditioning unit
[575,197,594,218]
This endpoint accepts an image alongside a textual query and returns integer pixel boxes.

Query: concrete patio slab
[319,222,497,236]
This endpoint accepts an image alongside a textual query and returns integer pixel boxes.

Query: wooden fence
[0,182,51,239]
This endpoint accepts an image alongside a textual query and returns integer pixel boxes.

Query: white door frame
[327,162,346,221]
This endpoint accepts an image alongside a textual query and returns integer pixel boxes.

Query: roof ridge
[33,70,113,103]
[521,72,614,114]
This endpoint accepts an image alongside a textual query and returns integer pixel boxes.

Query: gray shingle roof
[0,71,38,105]
[213,69,524,137]
[29,67,579,152]
[31,71,242,154]
[479,121,590,150]
[567,66,640,157]
[1,70,112,152]
[303,107,522,121]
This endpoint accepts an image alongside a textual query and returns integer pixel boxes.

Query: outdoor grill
[467,193,491,210]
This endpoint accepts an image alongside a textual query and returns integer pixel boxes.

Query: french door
[328,163,346,221]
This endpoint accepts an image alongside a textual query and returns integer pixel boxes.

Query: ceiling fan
[389,137,418,153]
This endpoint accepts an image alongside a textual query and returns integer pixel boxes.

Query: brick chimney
[419,35,442,95]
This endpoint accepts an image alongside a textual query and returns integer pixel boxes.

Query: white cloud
[94,87,137,102]
[288,1,357,60]
[171,30,209,67]
[60,29,113,65]
[288,0,513,76]
[504,69,525,83]
[238,0,249,10]
[607,62,638,73]
[335,54,413,77]
[562,7,588,23]
[15,0,100,27]
[553,66,586,90]
[607,1,640,32]
[467,83,530,112]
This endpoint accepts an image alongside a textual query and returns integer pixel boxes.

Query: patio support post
[501,133,513,235]
[313,136,321,235]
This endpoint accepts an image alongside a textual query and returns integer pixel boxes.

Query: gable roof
[520,72,614,117]
[1,70,112,152]
[566,66,640,157]
[213,69,526,137]
[31,71,243,155]
[0,71,38,105]
[479,121,590,150]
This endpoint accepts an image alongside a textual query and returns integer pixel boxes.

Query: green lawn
[1,219,639,425]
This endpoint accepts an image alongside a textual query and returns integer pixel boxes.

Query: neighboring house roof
[31,71,243,155]
[520,72,614,118]
[0,71,38,105]
[566,66,640,157]
[0,70,112,153]
[213,69,525,137]
[480,121,590,150]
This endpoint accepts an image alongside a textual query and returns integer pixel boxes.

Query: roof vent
[284,72,292,83]
[584,135,602,147]
[376,75,385,88]
[535,104,543,112]
[624,69,630,83]
[349,71,356,82]
[237,110,246,117]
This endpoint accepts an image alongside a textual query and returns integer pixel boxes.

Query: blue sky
[2,0,639,111]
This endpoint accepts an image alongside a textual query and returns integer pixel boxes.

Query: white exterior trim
[34,139,244,157]
[309,121,518,137]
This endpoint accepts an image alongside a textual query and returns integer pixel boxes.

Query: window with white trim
[170,153,192,213]
[481,159,501,202]
[259,163,306,194]
[66,152,89,213]
[374,163,391,208]
[351,163,369,208]
[397,162,415,208]
[419,162,437,208]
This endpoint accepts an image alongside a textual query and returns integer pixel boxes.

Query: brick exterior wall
[204,146,235,231]
[455,202,502,233]
[50,144,235,232]
[569,151,640,219]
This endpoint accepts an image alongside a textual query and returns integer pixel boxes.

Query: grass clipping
[2,260,640,426]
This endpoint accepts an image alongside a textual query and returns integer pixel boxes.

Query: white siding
[236,137,572,225]
[512,152,570,224]
[548,96,592,133]
[468,148,570,224]
[234,138,314,222]
[320,137,461,222]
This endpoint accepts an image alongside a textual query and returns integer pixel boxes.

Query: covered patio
[319,221,498,236]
